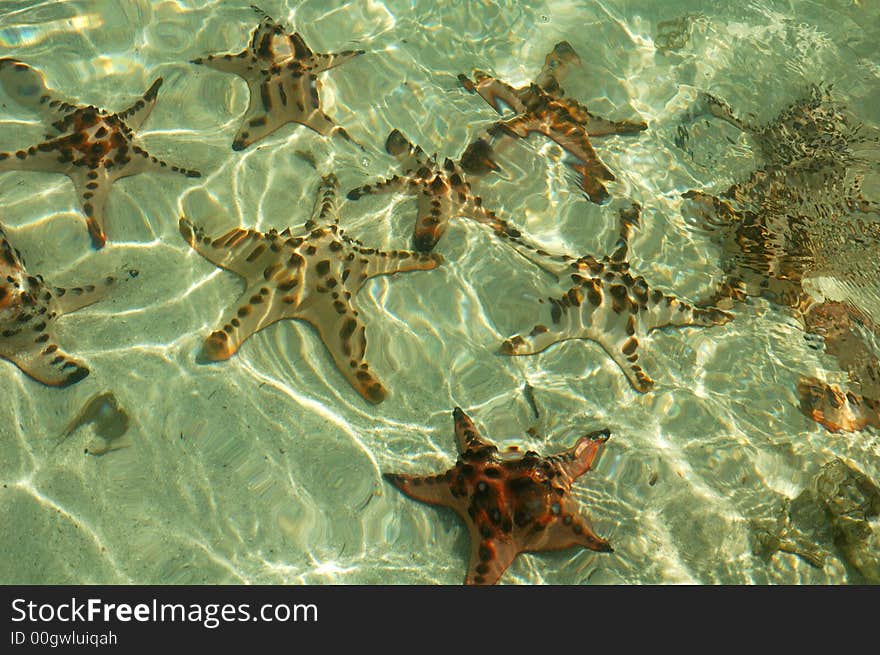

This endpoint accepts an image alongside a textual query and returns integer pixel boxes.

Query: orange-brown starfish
[384,407,612,585]
[0,59,201,248]
[458,41,647,203]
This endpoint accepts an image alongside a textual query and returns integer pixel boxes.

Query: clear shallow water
[0,0,878,584]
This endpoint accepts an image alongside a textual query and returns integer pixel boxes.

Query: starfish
[384,407,612,585]
[179,174,441,403]
[0,223,124,386]
[681,86,879,312]
[681,88,880,430]
[0,59,201,249]
[346,129,535,252]
[458,41,647,203]
[500,204,732,392]
[191,5,364,151]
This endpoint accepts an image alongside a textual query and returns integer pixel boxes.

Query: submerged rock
[61,391,131,456]
[752,458,880,582]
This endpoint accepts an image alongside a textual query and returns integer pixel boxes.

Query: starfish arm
[465,534,518,585]
[66,165,112,249]
[697,91,749,131]
[122,142,202,179]
[500,316,579,356]
[384,129,429,172]
[682,189,740,225]
[0,58,78,126]
[52,275,119,314]
[383,471,457,507]
[353,246,441,289]
[522,498,612,554]
[642,290,732,332]
[584,112,648,137]
[179,219,284,279]
[346,173,408,201]
[0,139,77,174]
[296,297,387,403]
[498,110,616,203]
[452,406,495,453]
[306,46,364,74]
[0,335,90,386]
[456,187,519,239]
[694,277,748,309]
[303,174,339,230]
[500,283,658,392]
[348,132,432,203]
[0,272,89,386]
[567,161,615,204]
[548,431,610,480]
[607,203,641,262]
[114,78,162,131]
[454,189,575,277]
[412,186,452,251]
[533,41,581,96]
[199,282,287,361]
[458,72,526,115]
[594,327,655,392]
[191,49,255,75]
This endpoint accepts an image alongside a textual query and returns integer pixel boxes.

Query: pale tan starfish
[180,175,441,403]
[191,5,363,150]
[500,204,732,392]
[0,224,124,385]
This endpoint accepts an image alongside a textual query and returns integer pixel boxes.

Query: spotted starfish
[348,129,542,252]
[180,174,441,403]
[500,204,732,392]
[0,224,123,386]
[681,88,880,430]
[681,86,878,313]
[191,5,363,151]
[384,407,612,585]
[458,41,647,203]
[0,59,201,249]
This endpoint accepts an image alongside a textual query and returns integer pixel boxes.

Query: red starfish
[384,407,612,585]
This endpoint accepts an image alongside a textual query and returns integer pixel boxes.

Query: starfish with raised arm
[458,41,647,203]
[0,224,125,385]
[191,5,364,151]
[384,407,612,585]
[180,174,441,403]
[500,204,732,392]
[0,59,201,248]
[346,129,530,252]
